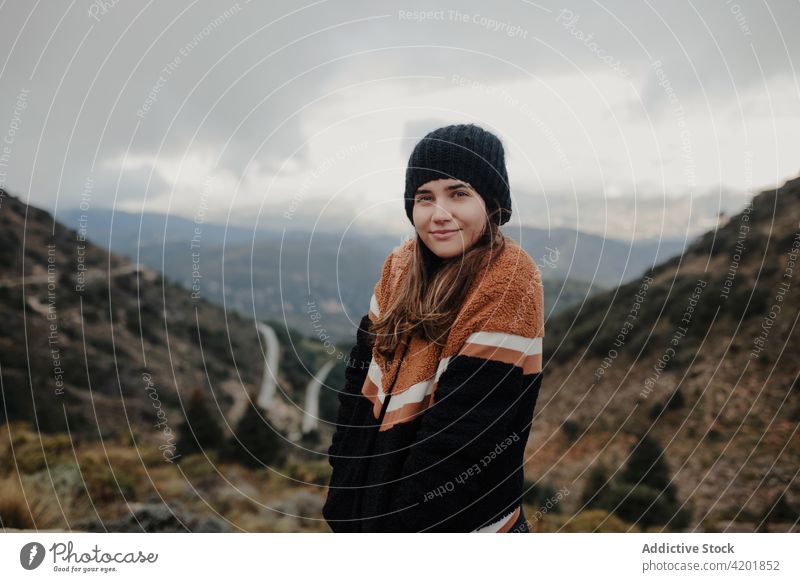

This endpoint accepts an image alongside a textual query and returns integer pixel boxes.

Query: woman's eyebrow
[415,182,471,194]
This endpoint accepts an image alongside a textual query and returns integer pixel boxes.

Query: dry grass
[536,509,632,533]
[0,476,64,530]
[0,422,332,532]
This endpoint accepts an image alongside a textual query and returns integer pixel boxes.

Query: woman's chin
[427,242,465,260]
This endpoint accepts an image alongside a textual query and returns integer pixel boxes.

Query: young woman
[323,123,545,532]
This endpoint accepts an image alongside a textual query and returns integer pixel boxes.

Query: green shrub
[81,455,137,504]
[561,419,581,442]
[665,388,685,410]
[621,434,677,503]
[13,432,74,474]
[581,463,611,509]
[586,434,693,531]
[758,491,800,531]
[595,482,672,530]
[221,402,286,469]
[178,451,220,480]
[522,480,561,513]
[283,456,331,486]
[176,389,224,460]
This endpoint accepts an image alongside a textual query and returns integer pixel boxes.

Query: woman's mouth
[431,229,460,240]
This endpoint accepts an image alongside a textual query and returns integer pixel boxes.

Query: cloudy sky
[0,0,798,239]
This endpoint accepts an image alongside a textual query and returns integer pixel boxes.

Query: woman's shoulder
[442,236,545,350]
[380,237,416,280]
[484,235,542,295]
[504,235,536,262]
[372,238,416,312]
[393,237,416,263]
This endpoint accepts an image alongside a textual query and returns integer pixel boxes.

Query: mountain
[0,190,342,440]
[535,187,753,241]
[507,225,687,287]
[60,210,686,343]
[219,186,753,242]
[4,179,794,532]
[58,207,284,255]
[530,176,800,531]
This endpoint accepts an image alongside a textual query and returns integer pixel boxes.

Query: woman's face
[412,178,489,259]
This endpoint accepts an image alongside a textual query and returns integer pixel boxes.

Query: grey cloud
[1,0,797,214]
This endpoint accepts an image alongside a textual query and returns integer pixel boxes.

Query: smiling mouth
[431,229,460,234]
[430,229,461,239]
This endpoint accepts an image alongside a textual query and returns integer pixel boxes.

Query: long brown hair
[371,207,507,362]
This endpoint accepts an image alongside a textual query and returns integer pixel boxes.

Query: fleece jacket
[322,235,545,532]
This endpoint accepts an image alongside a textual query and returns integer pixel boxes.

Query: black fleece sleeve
[388,353,543,532]
[327,313,374,466]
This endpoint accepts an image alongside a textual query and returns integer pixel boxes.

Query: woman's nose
[431,201,454,222]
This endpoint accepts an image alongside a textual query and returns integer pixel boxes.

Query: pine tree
[176,388,223,460]
[581,463,611,509]
[758,491,800,532]
[665,388,685,411]
[596,433,694,530]
[621,433,677,503]
[221,400,286,469]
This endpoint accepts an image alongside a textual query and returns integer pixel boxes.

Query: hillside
[530,176,800,531]
[2,180,796,533]
[0,188,351,532]
[0,190,354,425]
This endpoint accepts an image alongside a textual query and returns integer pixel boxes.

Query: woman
[323,123,545,532]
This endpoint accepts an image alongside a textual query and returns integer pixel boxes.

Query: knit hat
[404,123,511,226]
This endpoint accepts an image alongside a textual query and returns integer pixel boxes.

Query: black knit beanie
[404,123,511,226]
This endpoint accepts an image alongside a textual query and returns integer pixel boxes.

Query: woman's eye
[415,191,466,203]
